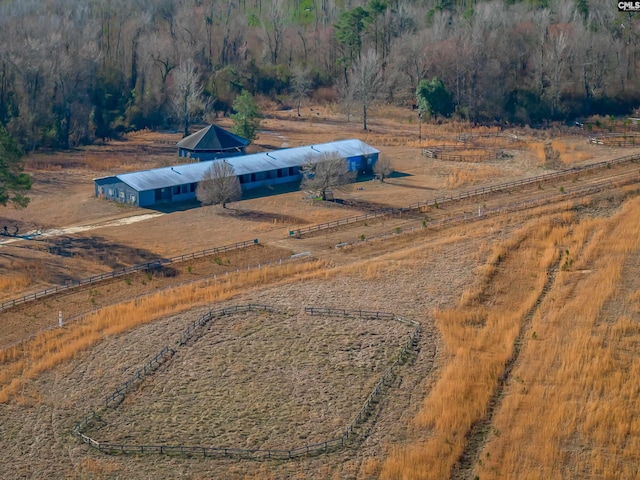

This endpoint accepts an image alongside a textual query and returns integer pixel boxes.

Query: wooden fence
[289,152,640,238]
[178,304,275,346]
[588,133,640,147]
[0,253,314,352]
[104,346,175,408]
[456,132,522,144]
[72,306,421,459]
[0,238,259,313]
[422,146,502,162]
[73,346,175,444]
[336,168,640,249]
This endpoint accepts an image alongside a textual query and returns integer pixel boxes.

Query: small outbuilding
[176,125,249,161]
[94,138,379,208]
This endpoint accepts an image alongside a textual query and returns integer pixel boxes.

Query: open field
[472,196,640,479]
[0,243,292,347]
[82,308,414,450]
[1,108,640,479]
[2,110,637,300]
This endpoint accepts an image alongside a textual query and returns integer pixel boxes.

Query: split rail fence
[456,132,522,144]
[72,306,421,459]
[0,252,316,352]
[290,152,640,237]
[421,145,503,162]
[588,133,640,147]
[0,238,258,313]
[337,169,640,249]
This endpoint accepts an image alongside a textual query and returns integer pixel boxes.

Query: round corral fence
[72,304,422,460]
[422,144,507,162]
[589,132,640,147]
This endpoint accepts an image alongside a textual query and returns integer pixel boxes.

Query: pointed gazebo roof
[176,125,249,152]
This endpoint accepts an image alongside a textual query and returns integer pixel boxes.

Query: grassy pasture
[83,309,413,450]
[1,108,640,479]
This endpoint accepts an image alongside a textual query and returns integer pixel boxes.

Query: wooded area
[0,0,638,150]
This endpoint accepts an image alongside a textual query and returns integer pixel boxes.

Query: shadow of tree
[223,208,309,225]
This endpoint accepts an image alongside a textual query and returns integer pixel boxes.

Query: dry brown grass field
[1,107,640,479]
[83,309,413,449]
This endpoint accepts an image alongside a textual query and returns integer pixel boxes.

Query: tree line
[0,0,639,151]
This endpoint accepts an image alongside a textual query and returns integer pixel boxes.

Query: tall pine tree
[231,90,262,142]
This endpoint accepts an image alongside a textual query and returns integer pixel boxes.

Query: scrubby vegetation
[1,0,639,149]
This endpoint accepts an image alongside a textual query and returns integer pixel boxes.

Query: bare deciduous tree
[574,25,612,114]
[147,30,179,89]
[261,0,288,65]
[300,152,356,201]
[219,0,243,66]
[336,74,355,123]
[1,0,640,151]
[544,26,573,116]
[170,59,209,137]
[373,154,393,182]
[196,160,241,208]
[290,65,312,116]
[349,49,383,131]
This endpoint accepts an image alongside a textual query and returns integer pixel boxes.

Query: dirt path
[0,212,164,246]
[450,259,562,480]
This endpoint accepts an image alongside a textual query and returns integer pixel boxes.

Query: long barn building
[94,139,379,208]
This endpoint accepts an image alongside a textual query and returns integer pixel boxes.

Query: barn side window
[173,186,180,195]
[190,183,196,192]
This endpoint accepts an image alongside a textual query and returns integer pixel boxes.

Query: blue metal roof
[95,139,379,192]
